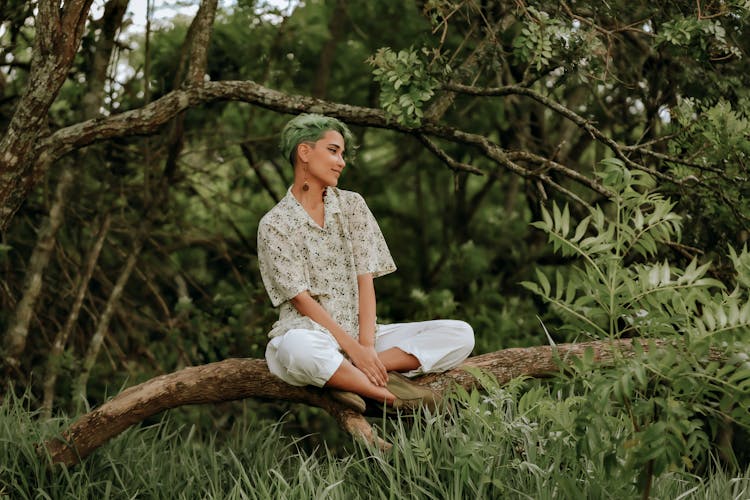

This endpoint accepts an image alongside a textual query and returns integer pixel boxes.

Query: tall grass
[1,383,748,499]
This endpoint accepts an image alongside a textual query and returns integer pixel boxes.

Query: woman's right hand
[348,344,388,387]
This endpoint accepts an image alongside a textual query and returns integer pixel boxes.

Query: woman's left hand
[350,344,388,387]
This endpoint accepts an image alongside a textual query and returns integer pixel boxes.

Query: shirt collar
[283,186,341,229]
[325,186,342,215]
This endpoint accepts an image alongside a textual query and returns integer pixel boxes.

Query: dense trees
[1,0,750,492]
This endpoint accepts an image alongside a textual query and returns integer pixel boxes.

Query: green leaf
[553,202,563,233]
[562,203,571,237]
[536,268,551,296]
[572,215,591,243]
[521,281,542,296]
[703,309,716,331]
[716,306,728,329]
[541,206,553,228]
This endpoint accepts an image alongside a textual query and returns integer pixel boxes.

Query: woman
[258,113,474,412]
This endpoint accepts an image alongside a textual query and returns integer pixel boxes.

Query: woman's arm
[290,290,387,386]
[356,273,388,383]
[357,273,377,347]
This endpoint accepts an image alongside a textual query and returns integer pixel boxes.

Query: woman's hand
[289,290,387,386]
[348,344,388,387]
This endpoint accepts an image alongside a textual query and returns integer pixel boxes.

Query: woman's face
[299,130,346,188]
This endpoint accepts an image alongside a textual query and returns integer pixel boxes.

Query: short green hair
[279,113,355,166]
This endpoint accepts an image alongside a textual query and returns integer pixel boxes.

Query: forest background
[2,0,750,497]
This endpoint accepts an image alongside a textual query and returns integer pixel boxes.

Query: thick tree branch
[36,0,61,54]
[45,338,688,467]
[60,0,95,60]
[34,81,612,204]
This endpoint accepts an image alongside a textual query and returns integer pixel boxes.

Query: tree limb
[44,337,686,467]
[186,0,218,85]
[34,81,612,205]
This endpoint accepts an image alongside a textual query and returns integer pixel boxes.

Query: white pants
[265,320,475,387]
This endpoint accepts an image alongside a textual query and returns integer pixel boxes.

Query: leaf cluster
[368,47,438,126]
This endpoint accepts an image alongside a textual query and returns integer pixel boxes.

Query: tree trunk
[2,167,73,374]
[45,338,679,467]
[0,0,95,230]
[6,0,129,385]
[311,0,347,99]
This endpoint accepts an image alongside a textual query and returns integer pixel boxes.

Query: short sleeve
[257,220,309,306]
[347,193,397,278]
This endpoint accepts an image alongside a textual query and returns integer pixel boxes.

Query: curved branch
[35,80,612,202]
[44,337,682,467]
[416,134,485,175]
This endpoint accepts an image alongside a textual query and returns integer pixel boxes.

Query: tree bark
[82,0,130,118]
[45,337,677,467]
[0,0,94,229]
[185,0,218,85]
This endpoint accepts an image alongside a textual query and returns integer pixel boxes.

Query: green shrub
[522,159,750,495]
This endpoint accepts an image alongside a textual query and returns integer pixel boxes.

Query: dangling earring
[302,164,309,191]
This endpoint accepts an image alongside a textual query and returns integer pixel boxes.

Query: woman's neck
[291,183,326,208]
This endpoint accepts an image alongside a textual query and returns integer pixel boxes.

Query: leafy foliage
[3,0,750,488]
[524,159,750,491]
[368,47,438,126]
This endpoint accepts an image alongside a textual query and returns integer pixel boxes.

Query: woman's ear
[296,142,313,163]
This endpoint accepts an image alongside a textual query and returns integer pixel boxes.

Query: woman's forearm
[291,282,387,386]
[290,291,360,354]
[357,273,377,347]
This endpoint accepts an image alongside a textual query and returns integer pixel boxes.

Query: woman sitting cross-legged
[257,113,475,413]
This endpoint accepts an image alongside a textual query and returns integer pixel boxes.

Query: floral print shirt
[258,186,396,340]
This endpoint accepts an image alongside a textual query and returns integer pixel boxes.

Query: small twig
[416,134,485,175]
[536,174,595,212]
[506,150,614,198]
[444,82,677,183]
[240,142,281,203]
[664,241,705,261]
